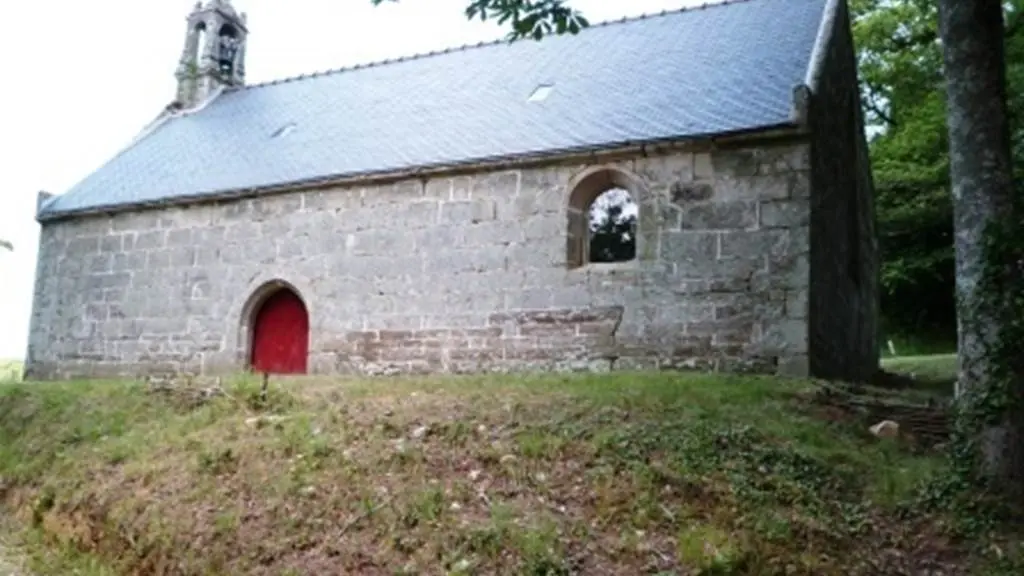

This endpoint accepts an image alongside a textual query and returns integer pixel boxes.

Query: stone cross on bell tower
[175,0,248,108]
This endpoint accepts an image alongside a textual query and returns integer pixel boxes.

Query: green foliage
[588,197,636,263]
[370,0,589,41]
[463,0,589,40]
[852,0,1024,345]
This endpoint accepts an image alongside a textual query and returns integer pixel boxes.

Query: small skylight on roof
[271,122,297,138]
[528,84,554,102]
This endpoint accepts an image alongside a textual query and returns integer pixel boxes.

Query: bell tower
[175,0,248,109]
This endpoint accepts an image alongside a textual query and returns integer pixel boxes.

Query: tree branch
[862,88,898,127]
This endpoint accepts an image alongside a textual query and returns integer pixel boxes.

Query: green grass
[879,353,958,400]
[0,369,1015,574]
[882,353,958,383]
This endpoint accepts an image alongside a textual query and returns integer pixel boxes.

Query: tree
[588,194,636,263]
[851,0,1024,348]
[936,0,1024,501]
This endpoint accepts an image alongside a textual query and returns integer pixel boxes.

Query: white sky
[0,0,705,360]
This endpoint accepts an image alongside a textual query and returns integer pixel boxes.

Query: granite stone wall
[806,0,880,382]
[25,138,812,380]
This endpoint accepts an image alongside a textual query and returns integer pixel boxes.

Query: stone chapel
[24,0,878,381]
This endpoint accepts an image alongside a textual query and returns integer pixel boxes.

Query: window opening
[587,187,637,263]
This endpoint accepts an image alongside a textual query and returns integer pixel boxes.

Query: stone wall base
[24,305,807,381]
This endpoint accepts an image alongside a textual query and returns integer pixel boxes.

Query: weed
[677,523,747,572]
[516,518,570,575]
[196,446,237,475]
[401,486,446,528]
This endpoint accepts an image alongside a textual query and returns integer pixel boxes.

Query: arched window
[567,168,640,268]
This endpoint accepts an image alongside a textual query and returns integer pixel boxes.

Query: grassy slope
[0,368,1016,575]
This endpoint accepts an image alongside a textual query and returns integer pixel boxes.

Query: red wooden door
[250,289,309,374]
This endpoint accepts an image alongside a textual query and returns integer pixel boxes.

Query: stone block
[790,171,811,198]
[759,143,811,174]
[440,198,496,224]
[634,153,694,187]
[166,228,193,247]
[715,173,805,202]
[765,253,810,287]
[451,176,473,201]
[225,223,261,242]
[391,199,441,229]
[678,201,757,230]
[412,225,465,253]
[146,250,173,269]
[659,231,717,263]
[86,254,113,274]
[694,153,714,179]
[760,199,810,228]
[98,235,122,253]
[670,181,714,203]
[300,190,329,211]
[463,220,524,246]
[351,228,416,255]
[134,230,166,251]
[756,319,808,355]
[776,354,809,378]
[522,214,561,241]
[785,289,808,319]
[523,164,578,193]
[712,148,761,177]
[471,171,520,198]
[508,287,554,310]
[392,179,425,200]
[502,193,542,221]
[424,178,453,200]
[251,194,302,220]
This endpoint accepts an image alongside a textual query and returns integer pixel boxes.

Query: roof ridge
[237,0,757,92]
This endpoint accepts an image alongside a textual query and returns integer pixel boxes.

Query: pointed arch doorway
[248,286,309,374]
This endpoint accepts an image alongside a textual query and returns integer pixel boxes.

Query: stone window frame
[565,165,645,271]
[228,273,315,371]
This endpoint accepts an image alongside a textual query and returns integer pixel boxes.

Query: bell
[218,35,239,74]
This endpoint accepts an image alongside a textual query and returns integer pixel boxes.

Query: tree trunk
[937,0,1024,499]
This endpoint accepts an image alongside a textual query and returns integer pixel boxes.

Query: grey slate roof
[39,0,828,220]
